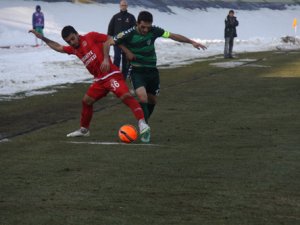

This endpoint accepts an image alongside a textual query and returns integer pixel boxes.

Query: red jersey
[63,32,120,80]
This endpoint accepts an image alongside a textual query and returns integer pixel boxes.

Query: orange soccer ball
[118,124,138,143]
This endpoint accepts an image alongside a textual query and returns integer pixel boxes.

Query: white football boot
[138,119,151,143]
[66,127,90,137]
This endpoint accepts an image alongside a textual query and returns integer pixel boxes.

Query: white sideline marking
[66,141,162,147]
[210,58,263,68]
[0,138,10,143]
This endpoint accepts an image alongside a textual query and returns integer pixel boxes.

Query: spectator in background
[224,9,238,58]
[107,0,136,79]
[32,5,45,47]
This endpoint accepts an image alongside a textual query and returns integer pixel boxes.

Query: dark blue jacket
[225,16,238,38]
[107,10,136,36]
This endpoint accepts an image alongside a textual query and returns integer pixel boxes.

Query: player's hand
[125,52,136,61]
[193,42,207,50]
[28,29,43,39]
[100,58,110,73]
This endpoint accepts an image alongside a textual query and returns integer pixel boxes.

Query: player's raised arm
[169,33,207,50]
[29,29,65,53]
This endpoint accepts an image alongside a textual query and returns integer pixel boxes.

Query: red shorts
[86,73,130,100]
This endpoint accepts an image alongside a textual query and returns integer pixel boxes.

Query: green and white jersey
[113,26,170,68]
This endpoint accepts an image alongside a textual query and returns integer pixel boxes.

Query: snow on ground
[210,59,254,68]
[209,58,271,69]
[0,0,299,98]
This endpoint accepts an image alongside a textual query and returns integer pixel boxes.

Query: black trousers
[224,37,234,57]
[113,45,129,79]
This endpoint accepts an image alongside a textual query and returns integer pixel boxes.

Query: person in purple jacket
[32,5,44,46]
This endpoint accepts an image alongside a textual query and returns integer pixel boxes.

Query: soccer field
[0,51,299,225]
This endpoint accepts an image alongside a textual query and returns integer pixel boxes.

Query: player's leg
[66,94,94,137]
[130,68,150,122]
[135,86,150,122]
[108,75,145,122]
[120,91,150,138]
[67,82,107,137]
[132,68,159,122]
[131,68,159,143]
[107,75,150,142]
[80,94,95,130]
[145,68,160,120]
[147,94,157,119]
[134,87,151,143]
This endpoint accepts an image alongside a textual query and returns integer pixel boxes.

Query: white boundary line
[66,141,162,147]
[0,138,10,143]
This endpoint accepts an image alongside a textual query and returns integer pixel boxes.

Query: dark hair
[61,25,78,39]
[137,11,153,23]
[36,5,41,11]
[229,10,234,14]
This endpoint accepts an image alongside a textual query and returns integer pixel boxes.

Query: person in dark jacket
[224,10,238,58]
[107,0,136,78]
[32,5,44,47]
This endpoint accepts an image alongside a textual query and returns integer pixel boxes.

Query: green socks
[140,103,149,123]
[140,103,156,123]
[147,103,155,119]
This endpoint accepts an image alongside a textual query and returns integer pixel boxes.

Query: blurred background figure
[224,9,238,58]
[32,5,44,47]
[107,0,136,79]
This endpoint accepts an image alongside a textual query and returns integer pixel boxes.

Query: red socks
[122,96,145,121]
[80,96,144,129]
[80,100,93,129]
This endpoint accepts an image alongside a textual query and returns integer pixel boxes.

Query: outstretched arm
[169,33,207,50]
[28,29,65,53]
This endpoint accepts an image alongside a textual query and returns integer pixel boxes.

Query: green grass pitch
[0,50,299,225]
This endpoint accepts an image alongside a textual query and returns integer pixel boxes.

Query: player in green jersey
[103,11,207,143]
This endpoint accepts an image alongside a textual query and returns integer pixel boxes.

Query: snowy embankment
[0,0,299,97]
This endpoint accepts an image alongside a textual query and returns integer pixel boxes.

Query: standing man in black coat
[108,0,136,78]
[224,10,239,58]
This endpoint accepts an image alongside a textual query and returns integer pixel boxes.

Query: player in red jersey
[29,25,150,141]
